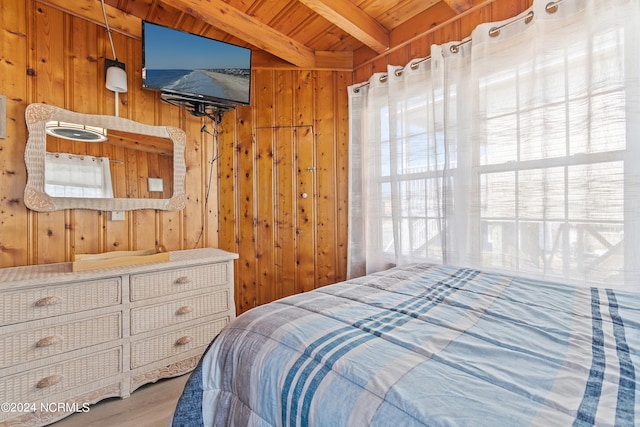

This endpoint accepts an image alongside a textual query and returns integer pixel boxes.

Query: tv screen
[142,21,252,106]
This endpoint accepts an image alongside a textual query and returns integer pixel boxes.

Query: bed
[170,263,639,426]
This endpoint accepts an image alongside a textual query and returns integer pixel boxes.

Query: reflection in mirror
[24,103,186,212]
[44,126,174,200]
[44,152,114,199]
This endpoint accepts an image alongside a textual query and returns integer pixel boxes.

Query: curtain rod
[353,0,565,93]
[49,152,124,164]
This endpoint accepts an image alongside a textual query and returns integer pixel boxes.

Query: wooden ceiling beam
[297,0,389,54]
[442,0,474,14]
[38,0,317,68]
[161,0,316,68]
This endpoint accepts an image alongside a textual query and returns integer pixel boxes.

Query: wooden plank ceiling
[38,0,485,69]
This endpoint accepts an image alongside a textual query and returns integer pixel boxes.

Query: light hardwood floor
[50,375,189,427]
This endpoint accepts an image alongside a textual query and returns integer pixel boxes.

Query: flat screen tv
[142,21,252,107]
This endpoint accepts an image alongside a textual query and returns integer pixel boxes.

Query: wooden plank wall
[0,0,216,266]
[1,0,533,315]
[218,69,352,313]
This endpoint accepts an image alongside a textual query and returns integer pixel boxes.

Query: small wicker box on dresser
[0,248,237,427]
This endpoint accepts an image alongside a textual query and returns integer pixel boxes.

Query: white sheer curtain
[348,61,445,278]
[45,152,114,198]
[348,0,640,290]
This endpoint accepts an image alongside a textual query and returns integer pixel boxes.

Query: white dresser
[0,248,237,426]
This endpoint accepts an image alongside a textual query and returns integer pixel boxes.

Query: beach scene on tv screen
[143,23,251,104]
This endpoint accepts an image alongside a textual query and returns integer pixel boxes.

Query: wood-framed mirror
[24,103,186,212]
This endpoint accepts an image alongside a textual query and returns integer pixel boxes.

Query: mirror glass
[44,125,174,200]
[24,103,186,212]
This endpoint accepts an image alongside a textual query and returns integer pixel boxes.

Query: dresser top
[0,248,237,289]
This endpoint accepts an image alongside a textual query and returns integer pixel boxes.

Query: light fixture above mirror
[45,121,108,142]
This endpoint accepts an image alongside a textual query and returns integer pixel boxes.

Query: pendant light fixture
[101,0,127,115]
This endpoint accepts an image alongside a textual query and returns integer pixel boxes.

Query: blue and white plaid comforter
[171,264,640,426]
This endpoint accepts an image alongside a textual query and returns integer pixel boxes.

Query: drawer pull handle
[175,336,192,346]
[36,374,63,388]
[176,306,193,315]
[36,335,63,348]
[174,276,191,285]
[34,296,62,307]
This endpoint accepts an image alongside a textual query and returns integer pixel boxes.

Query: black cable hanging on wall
[193,112,223,249]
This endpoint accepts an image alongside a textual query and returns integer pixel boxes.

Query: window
[348,0,639,287]
[45,153,114,198]
[376,94,450,264]
[475,28,628,284]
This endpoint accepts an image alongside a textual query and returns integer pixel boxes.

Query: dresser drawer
[129,262,228,301]
[0,347,121,406]
[0,279,121,325]
[0,313,122,369]
[130,318,228,368]
[131,289,230,335]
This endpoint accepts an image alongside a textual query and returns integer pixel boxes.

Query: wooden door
[254,125,315,306]
[218,69,350,315]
